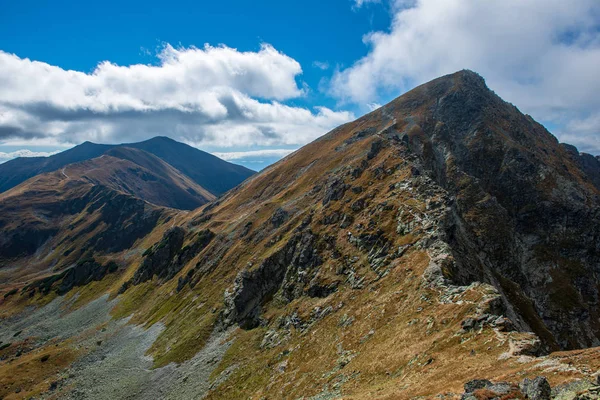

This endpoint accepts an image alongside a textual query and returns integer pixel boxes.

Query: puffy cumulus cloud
[331,0,600,153]
[0,43,354,154]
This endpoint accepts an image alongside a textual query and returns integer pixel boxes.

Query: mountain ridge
[1,70,600,399]
[0,136,255,197]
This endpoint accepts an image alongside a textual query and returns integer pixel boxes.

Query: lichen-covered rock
[127,227,215,288]
[461,378,540,399]
[520,376,551,400]
[221,229,322,329]
[322,177,349,206]
[463,379,493,393]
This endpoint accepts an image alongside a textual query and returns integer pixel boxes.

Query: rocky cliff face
[380,71,600,350]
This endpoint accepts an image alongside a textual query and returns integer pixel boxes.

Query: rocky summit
[1,70,600,399]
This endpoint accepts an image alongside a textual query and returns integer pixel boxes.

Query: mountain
[125,136,255,196]
[92,147,216,209]
[0,146,217,284]
[0,136,255,196]
[0,163,175,285]
[0,141,112,193]
[1,71,600,399]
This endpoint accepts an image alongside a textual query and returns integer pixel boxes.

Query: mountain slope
[0,165,177,285]
[125,136,255,196]
[386,71,600,350]
[84,148,216,209]
[1,70,600,399]
[0,137,255,197]
[0,141,112,193]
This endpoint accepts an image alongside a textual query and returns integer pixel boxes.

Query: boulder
[520,376,551,400]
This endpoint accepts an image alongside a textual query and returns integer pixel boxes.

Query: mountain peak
[454,68,485,82]
[146,136,177,143]
[423,69,490,98]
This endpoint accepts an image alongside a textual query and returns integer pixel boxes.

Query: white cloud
[331,0,600,153]
[353,0,381,9]
[212,148,296,161]
[0,149,60,163]
[560,113,600,154]
[0,43,354,153]
[312,61,330,70]
[367,102,382,111]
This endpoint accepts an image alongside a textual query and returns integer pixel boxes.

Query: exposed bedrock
[221,228,322,329]
[399,72,600,350]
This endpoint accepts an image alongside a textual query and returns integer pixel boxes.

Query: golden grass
[0,342,79,399]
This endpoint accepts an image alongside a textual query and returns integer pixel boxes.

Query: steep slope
[1,70,600,399]
[0,137,255,196]
[168,69,599,352]
[384,71,600,350]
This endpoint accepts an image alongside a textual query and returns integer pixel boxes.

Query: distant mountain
[0,136,255,196]
[124,137,255,196]
[0,164,173,283]
[62,148,216,210]
[0,141,111,193]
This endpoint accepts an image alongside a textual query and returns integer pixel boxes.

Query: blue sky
[0,0,599,170]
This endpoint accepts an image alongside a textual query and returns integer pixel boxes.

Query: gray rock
[271,207,289,228]
[520,376,551,400]
[322,177,349,205]
[463,379,492,393]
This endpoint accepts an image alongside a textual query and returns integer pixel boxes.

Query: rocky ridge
[1,70,600,399]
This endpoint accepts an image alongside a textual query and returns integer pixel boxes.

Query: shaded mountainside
[0,147,213,286]
[0,136,255,196]
[1,70,600,399]
[387,71,600,350]
[0,165,177,285]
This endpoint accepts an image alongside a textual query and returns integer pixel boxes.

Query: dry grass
[0,342,79,399]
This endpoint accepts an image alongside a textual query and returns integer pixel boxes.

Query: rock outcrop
[221,227,322,329]
[126,227,215,287]
[461,377,551,400]
[22,258,118,296]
